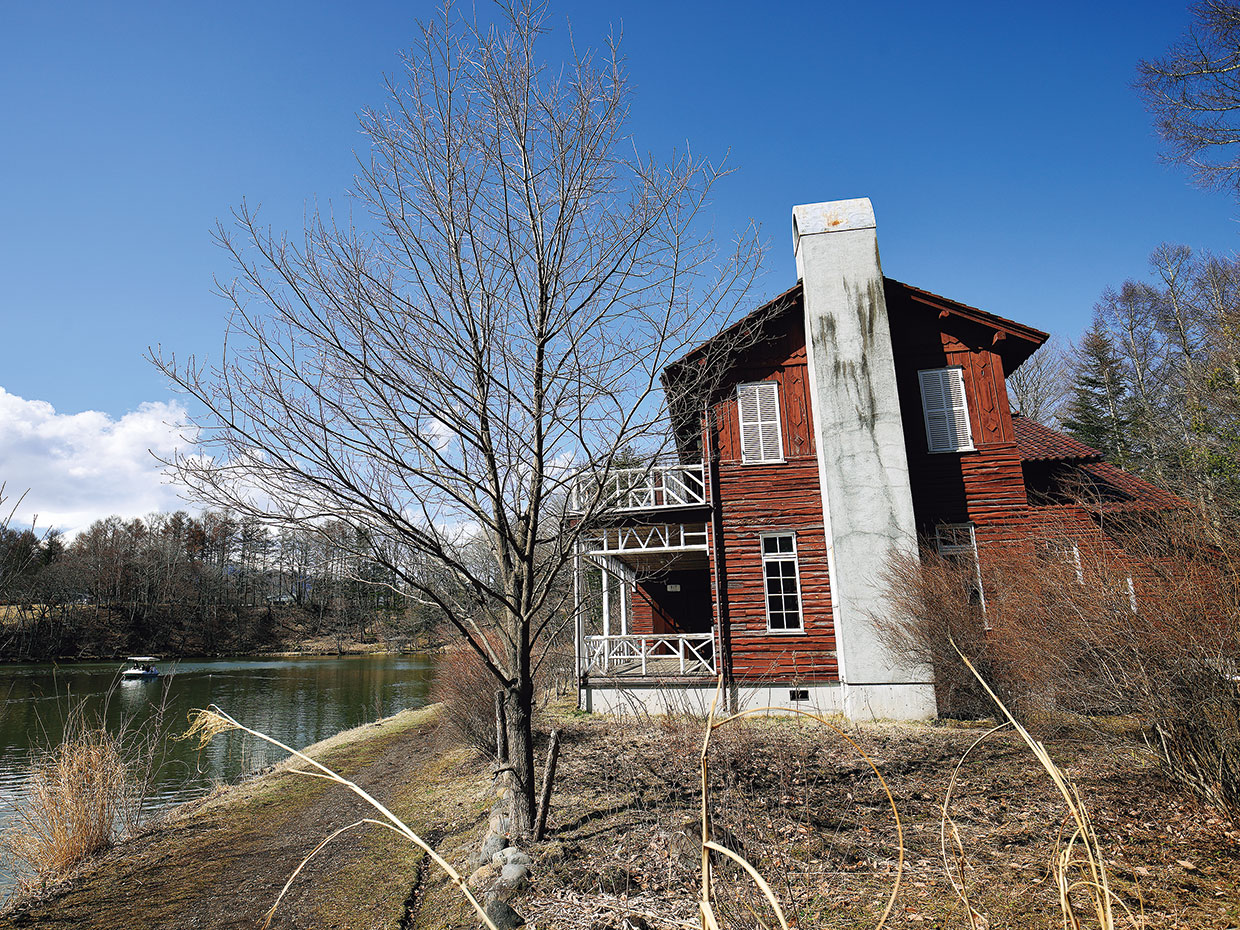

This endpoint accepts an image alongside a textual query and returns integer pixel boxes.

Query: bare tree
[152,2,759,839]
[1137,1,1240,199]
[1007,334,1071,426]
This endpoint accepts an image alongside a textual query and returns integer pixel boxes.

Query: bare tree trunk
[494,690,508,763]
[504,683,536,842]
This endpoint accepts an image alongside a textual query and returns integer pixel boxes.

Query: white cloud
[0,387,189,537]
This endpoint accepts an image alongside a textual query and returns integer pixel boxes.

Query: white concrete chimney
[793,198,936,721]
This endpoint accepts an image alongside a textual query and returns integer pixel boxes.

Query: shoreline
[0,641,449,665]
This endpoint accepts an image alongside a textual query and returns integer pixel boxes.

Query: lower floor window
[762,533,803,631]
[935,522,987,615]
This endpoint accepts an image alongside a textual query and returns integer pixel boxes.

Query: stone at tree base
[484,897,525,929]
[467,863,501,890]
[492,862,530,897]
[475,830,509,867]
[488,810,512,835]
[492,847,532,867]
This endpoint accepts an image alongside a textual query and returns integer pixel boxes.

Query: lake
[0,654,436,892]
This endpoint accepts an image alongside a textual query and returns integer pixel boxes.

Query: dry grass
[1,723,137,888]
[182,704,501,930]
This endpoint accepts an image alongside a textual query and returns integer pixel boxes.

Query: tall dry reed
[2,724,136,886]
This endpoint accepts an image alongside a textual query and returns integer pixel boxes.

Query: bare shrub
[880,546,1012,718]
[431,644,501,757]
[879,505,1240,821]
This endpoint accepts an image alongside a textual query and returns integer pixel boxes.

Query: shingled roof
[1078,461,1187,512]
[1012,414,1102,462]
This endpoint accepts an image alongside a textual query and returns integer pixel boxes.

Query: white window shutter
[919,367,973,453]
[737,381,784,463]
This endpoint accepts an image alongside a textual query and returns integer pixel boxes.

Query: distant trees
[1138,1,1240,201]
[0,508,426,660]
[1063,324,1132,464]
[1007,334,1071,426]
[1061,246,1240,515]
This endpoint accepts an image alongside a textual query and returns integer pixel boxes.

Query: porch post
[601,566,611,639]
[619,577,629,636]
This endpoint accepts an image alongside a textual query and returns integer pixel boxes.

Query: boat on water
[121,656,160,680]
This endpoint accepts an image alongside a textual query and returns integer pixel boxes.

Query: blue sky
[1,1,1235,532]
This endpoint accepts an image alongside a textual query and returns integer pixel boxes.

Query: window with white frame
[761,533,803,632]
[1040,538,1084,584]
[737,381,784,463]
[934,522,986,613]
[918,367,974,453]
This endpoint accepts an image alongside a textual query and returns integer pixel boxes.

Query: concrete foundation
[583,679,937,721]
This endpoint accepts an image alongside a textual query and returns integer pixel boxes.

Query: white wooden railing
[570,464,706,513]
[585,633,716,676]
[583,523,708,555]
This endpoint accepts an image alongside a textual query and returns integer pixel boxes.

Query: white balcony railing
[584,523,708,556]
[570,465,706,514]
[586,632,716,676]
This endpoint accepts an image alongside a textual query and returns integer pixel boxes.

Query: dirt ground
[3,707,1240,929]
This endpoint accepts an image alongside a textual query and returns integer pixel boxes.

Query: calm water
[0,654,435,891]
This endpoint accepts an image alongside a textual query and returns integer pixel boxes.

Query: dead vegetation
[3,701,1239,929]
[0,698,168,894]
[879,504,1240,825]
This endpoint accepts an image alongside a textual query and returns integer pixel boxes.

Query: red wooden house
[570,198,1174,720]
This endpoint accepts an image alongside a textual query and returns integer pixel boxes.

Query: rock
[488,810,512,835]
[475,830,509,867]
[484,897,525,929]
[492,862,530,897]
[492,846,532,868]
[468,862,501,889]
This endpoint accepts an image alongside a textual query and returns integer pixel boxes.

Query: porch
[584,632,717,677]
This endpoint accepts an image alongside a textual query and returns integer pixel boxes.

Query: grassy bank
[3,707,1239,929]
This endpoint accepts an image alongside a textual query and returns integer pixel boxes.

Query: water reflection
[0,655,435,890]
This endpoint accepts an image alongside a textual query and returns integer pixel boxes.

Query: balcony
[585,632,717,678]
[570,464,707,515]
[582,523,709,572]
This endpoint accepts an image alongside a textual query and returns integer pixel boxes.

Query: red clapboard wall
[707,311,838,683]
[887,285,1030,535]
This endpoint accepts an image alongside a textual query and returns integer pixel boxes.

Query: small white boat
[121,656,160,680]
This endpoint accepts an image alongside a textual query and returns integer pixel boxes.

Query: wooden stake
[533,728,561,841]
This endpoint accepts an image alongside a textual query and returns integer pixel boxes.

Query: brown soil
[4,708,1240,929]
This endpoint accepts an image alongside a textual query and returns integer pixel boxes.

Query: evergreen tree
[1064,324,1133,464]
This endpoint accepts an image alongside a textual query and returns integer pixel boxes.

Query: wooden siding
[887,288,1030,534]
[707,311,837,683]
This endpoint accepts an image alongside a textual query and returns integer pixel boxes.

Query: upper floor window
[761,533,803,632]
[737,381,784,463]
[918,367,974,453]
